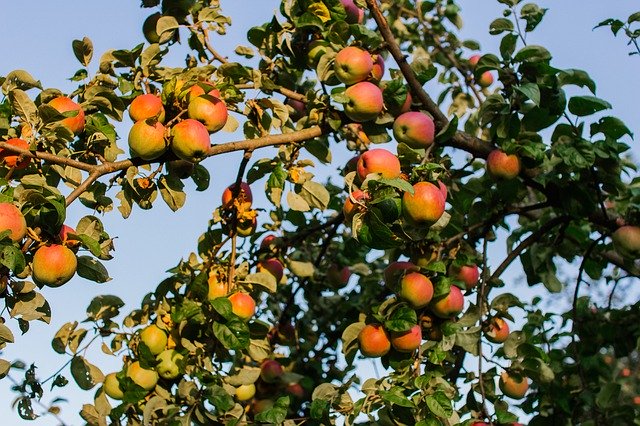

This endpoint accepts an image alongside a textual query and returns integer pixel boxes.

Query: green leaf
[86,295,124,321]
[491,293,525,312]
[70,356,104,390]
[514,45,551,62]
[590,116,632,139]
[341,322,366,356]
[213,319,250,350]
[384,306,417,332]
[72,37,93,66]
[211,297,233,319]
[379,387,415,408]
[0,359,11,379]
[77,256,111,283]
[299,181,330,210]
[515,83,541,106]
[455,326,481,355]
[0,323,14,344]
[158,174,186,211]
[489,18,514,35]
[286,191,310,211]
[208,384,235,412]
[0,244,25,273]
[558,69,596,94]
[568,96,611,117]
[242,273,277,293]
[596,382,620,409]
[287,260,315,278]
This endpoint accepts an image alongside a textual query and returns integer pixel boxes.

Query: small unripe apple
[260,359,284,383]
[393,112,435,149]
[390,324,422,352]
[171,119,210,162]
[0,203,27,242]
[129,94,165,123]
[142,12,162,44]
[486,149,521,180]
[485,317,510,343]
[103,372,124,400]
[402,182,446,224]
[228,292,256,321]
[477,71,494,88]
[32,244,77,287]
[237,216,257,237]
[222,182,253,207]
[139,324,168,355]
[612,225,640,259]
[187,94,228,133]
[398,272,434,308]
[128,119,168,160]
[357,148,401,181]
[344,81,384,122]
[430,285,464,318]
[334,46,373,85]
[235,383,256,401]
[499,371,529,399]
[155,349,184,380]
[358,323,391,357]
[340,0,364,24]
[48,96,85,135]
[127,361,158,391]
[343,189,369,223]
[0,138,30,169]
[258,258,284,283]
[454,264,480,290]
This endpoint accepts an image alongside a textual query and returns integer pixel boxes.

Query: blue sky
[0,0,638,424]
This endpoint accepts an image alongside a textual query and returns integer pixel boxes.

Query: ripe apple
[258,258,284,283]
[32,244,77,287]
[0,138,30,169]
[393,111,435,149]
[398,272,434,308]
[127,361,158,391]
[128,119,167,160]
[344,81,384,122]
[170,119,210,162]
[260,234,278,251]
[222,182,253,207]
[228,292,256,321]
[468,54,481,68]
[486,149,521,180]
[454,264,480,290]
[343,189,369,222]
[286,98,306,122]
[499,371,529,399]
[235,383,256,401]
[383,261,418,287]
[142,12,161,44]
[402,182,446,224]
[357,148,401,181]
[633,395,640,405]
[207,273,228,300]
[340,0,364,24]
[58,224,80,248]
[437,180,448,201]
[390,324,422,352]
[103,372,124,400]
[260,359,284,383]
[0,203,27,242]
[358,323,391,357]
[485,317,510,343]
[477,71,494,88]
[129,94,165,123]
[471,422,489,426]
[187,94,228,133]
[155,349,184,380]
[370,54,385,82]
[285,382,305,399]
[612,225,640,259]
[334,46,373,85]
[139,324,168,355]
[430,285,464,318]
[48,96,85,135]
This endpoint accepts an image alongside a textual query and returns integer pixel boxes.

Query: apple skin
[0,138,30,169]
[358,323,391,357]
[170,119,211,162]
[370,54,385,82]
[477,71,494,88]
[258,258,285,283]
[32,244,77,287]
[393,111,435,149]
[398,272,434,308]
[340,0,364,24]
[129,94,165,123]
[251,399,274,414]
[486,149,521,180]
[344,81,384,122]
[128,119,168,160]
[260,234,279,251]
[143,12,161,44]
[139,324,168,355]
[222,182,253,207]
[0,203,27,242]
[383,261,418,288]
[103,372,124,400]
[402,182,446,224]
[155,349,184,380]
[485,317,510,343]
[235,383,256,401]
[334,46,373,85]
[499,371,529,399]
[454,264,480,290]
[390,324,422,352]
[228,292,256,321]
[127,361,159,391]
[430,285,464,318]
[58,224,80,248]
[260,359,284,383]
[187,94,228,133]
[612,225,640,259]
[343,189,369,223]
[357,148,401,181]
[48,96,85,135]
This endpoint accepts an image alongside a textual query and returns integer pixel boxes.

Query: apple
[326,264,352,287]
[286,98,306,122]
[471,422,489,426]
[499,371,529,399]
[222,182,253,207]
[477,71,494,88]
[358,323,391,357]
[285,382,305,399]
[187,93,228,133]
[127,361,158,391]
[155,349,184,379]
[139,324,168,355]
[430,285,464,318]
[103,372,124,400]
[0,138,30,169]
[344,81,384,122]
[612,225,640,259]
[251,399,274,414]
[128,119,167,160]
[393,111,435,149]
[390,324,422,352]
[129,94,165,123]
[257,258,284,283]
[142,12,161,44]
[334,46,373,85]
[402,182,446,224]
[486,149,521,180]
[620,367,631,377]
[633,395,640,405]
[207,273,228,299]
[58,224,80,248]
[370,54,385,82]
[32,244,77,287]
[383,261,418,287]
[260,359,284,383]
[340,0,364,24]
[171,119,210,162]
[357,148,401,181]
[468,54,481,69]
[235,383,256,401]
[485,317,510,343]
[437,180,448,201]
[228,292,256,321]
[48,96,85,135]
[398,272,434,308]
[343,189,369,223]
[454,264,480,290]
[260,234,278,251]
[0,203,27,242]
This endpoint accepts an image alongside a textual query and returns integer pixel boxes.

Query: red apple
[258,258,284,283]
[48,96,85,135]
[222,182,253,207]
[128,119,167,160]
[390,324,422,352]
[340,0,364,24]
[326,264,352,286]
[58,224,80,248]
[437,180,448,201]
[187,93,228,133]
[286,98,306,122]
[170,119,210,162]
[383,261,418,287]
[260,360,284,383]
[398,272,434,308]
[0,138,30,169]
[430,285,464,318]
[468,54,481,69]
[0,203,27,242]
[334,46,373,85]
[454,264,480,290]
[499,371,529,399]
[344,81,384,122]
[485,317,510,343]
[129,93,165,123]
[343,189,369,223]
[486,149,521,180]
[357,148,401,181]
[228,292,256,321]
[370,54,385,82]
[402,182,446,224]
[393,111,435,149]
[260,235,278,251]
[32,244,77,287]
[358,324,391,357]
[477,71,494,88]
[284,382,305,399]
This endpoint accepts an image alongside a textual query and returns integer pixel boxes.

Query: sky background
[0,0,638,424]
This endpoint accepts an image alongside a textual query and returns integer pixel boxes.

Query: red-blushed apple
[468,54,481,68]
[222,182,253,207]
[103,372,124,400]
[142,12,161,44]
[477,71,494,88]
[48,96,85,135]
[334,46,373,85]
[620,368,631,377]
[390,324,422,352]
[128,119,167,160]
[344,81,384,122]
[633,395,640,405]
[383,261,418,287]
[437,180,448,201]
[258,258,285,283]
[471,422,489,426]
[357,148,401,181]
[139,324,168,355]
[486,149,521,180]
[430,285,464,318]
[129,93,165,123]
[358,323,391,357]
[155,349,184,379]
[207,273,228,300]
[0,138,30,169]
[612,225,640,259]
[393,111,435,149]
[284,382,305,399]
[235,383,256,401]
[260,359,284,383]
[398,272,434,308]
[170,119,210,162]
[499,371,529,399]
[454,264,480,290]
[127,361,158,391]
[340,0,364,24]
[343,189,369,223]
[402,181,446,224]
[0,203,27,242]
[228,292,256,321]
[370,54,385,82]
[286,98,306,122]
[485,317,510,343]
[58,224,80,248]
[326,264,352,287]
[32,244,77,287]
[260,234,279,251]
[187,93,228,133]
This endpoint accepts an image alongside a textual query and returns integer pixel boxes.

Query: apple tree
[0,0,638,425]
